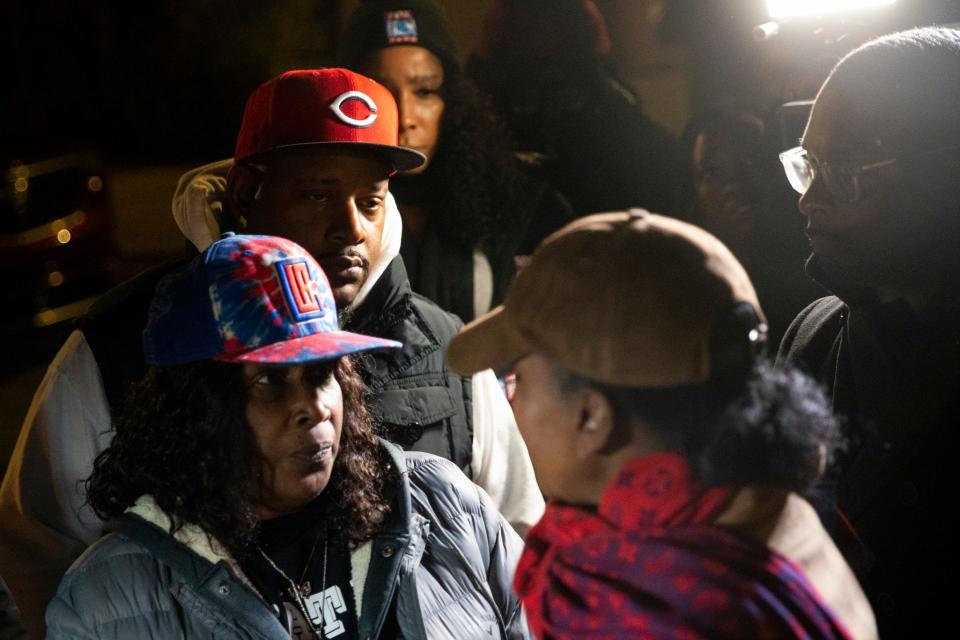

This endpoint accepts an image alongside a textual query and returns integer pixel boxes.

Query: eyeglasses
[779,145,960,204]
[779,146,895,203]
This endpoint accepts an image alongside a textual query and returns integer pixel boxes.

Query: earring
[237,215,248,229]
[581,408,597,431]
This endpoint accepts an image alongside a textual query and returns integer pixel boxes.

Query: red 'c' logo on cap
[329,90,378,128]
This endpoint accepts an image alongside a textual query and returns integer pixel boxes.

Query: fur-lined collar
[126,495,232,565]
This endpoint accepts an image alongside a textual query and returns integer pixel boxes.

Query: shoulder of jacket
[84,257,186,326]
[404,452,479,503]
[359,293,467,387]
[789,296,845,337]
[57,531,159,600]
[777,295,846,367]
[47,329,96,376]
[779,296,845,346]
[798,295,846,323]
[404,451,468,481]
[361,288,461,346]
[67,531,154,573]
[49,531,200,638]
[408,292,464,334]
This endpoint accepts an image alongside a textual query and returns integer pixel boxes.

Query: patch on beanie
[385,10,419,44]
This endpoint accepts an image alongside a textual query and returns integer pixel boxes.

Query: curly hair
[392,69,534,251]
[86,356,393,558]
[557,361,842,495]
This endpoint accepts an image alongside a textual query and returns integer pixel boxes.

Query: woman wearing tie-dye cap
[45,233,529,639]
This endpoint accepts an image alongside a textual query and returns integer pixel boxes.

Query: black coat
[346,256,473,475]
[777,277,960,638]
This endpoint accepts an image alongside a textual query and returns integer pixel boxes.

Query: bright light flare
[768,0,896,19]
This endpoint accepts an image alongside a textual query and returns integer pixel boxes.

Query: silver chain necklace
[256,525,328,638]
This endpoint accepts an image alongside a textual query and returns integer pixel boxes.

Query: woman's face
[359,45,445,175]
[692,125,765,261]
[244,361,344,520]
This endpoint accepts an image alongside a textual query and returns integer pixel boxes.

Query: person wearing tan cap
[448,210,876,639]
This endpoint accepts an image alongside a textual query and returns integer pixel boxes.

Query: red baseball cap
[234,68,425,171]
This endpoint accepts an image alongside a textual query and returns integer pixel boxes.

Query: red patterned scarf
[515,453,852,640]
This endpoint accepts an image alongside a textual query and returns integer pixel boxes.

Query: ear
[226,162,265,229]
[573,389,621,461]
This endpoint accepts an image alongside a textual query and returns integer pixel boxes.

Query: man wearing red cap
[0,68,543,637]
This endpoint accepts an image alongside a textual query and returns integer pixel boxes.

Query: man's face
[246,150,391,308]
[798,81,951,290]
[359,45,445,176]
[510,353,581,501]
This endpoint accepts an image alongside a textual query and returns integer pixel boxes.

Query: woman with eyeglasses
[44,234,529,639]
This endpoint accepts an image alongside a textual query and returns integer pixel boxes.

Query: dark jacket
[346,256,474,475]
[777,272,960,637]
[45,441,529,639]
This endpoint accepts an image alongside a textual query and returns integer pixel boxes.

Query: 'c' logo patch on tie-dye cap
[385,10,418,43]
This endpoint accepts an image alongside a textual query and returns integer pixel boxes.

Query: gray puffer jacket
[45,441,529,639]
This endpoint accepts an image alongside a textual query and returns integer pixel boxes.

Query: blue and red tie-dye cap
[143,233,400,366]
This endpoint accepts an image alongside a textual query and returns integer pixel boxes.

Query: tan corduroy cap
[446,210,765,387]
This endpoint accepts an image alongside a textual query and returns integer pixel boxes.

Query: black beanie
[337,0,461,73]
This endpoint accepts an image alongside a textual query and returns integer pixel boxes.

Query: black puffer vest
[346,257,474,476]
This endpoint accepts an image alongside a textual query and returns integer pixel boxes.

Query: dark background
[7,0,960,165]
